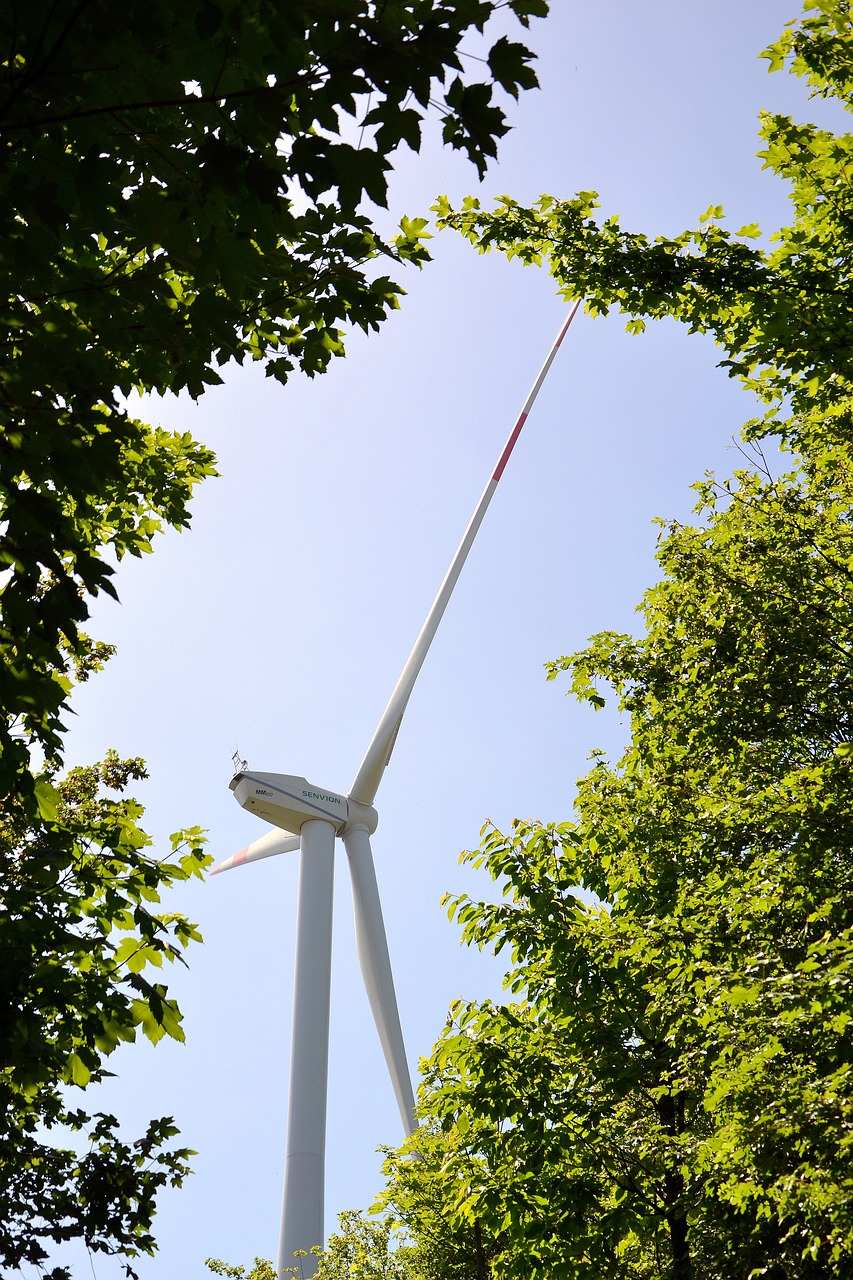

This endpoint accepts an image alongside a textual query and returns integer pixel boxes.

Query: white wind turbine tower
[211,301,581,1277]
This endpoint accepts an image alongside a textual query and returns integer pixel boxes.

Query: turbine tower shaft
[279,819,336,1277]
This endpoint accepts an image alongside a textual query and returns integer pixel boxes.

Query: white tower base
[278,819,336,1279]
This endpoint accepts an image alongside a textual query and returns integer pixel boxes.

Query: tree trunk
[658,1086,693,1280]
[474,1220,487,1280]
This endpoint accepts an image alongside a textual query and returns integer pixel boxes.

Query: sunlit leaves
[0,752,209,1273]
[0,0,547,804]
[436,5,853,455]
[403,450,853,1279]
[331,8,853,1276]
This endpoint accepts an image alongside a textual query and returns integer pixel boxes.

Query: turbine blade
[343,826,417,1136]
[349,301,582,807]
[211,827,301,875]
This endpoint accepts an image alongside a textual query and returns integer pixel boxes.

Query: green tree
[1,0,546,801]
[383,3,853,1276]
[374,1125,500,1280]
[417,446,853,1279]
[2,1,548,1271]
[207,1258,277,1280]
[313,1209,412,1280]
[0,735,208,1278]
[435,1,853,456]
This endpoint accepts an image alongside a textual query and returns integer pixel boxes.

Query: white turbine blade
[349,301,582,808]
[211,827,301,875]
[342,826,417,1136]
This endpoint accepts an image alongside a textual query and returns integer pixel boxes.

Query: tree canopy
[436,2,853,455]
[420,446,853,1278]
[0,741,208,1277]
[1,0,545,801]
[1,0,548,1272]
[325,4,853,1277]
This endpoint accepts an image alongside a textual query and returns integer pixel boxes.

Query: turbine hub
[343,797,379,835]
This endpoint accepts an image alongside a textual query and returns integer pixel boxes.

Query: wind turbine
[211,301,581,1277]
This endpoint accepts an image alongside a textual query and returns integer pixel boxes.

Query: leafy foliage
[415,444,853,1279]
[375,4,853,1277]
[313,1209,412,1280]
[0,749,209,1277]
[207,1258,277,1280]
[435,2,853,455]
[374,1126,499,1280]
[1,3,546,1269]
[0,0,546,801]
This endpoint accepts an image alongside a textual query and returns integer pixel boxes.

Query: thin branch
[0,70,325,133]
[0,0,93,121]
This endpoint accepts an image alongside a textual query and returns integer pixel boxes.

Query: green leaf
[34,777,60,821]
[488,37,539,99]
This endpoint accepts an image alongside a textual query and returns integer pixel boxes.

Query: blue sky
[56,2,844,1275]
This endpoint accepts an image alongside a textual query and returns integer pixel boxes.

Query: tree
[1,0,545,803]
[313,1209,412,1280]
[416,445,853,1279]
[435,2,853,456]
[207,1258,276,1280]
[2,1,548,1271]
[0,732,208,1278]
[373,1125,501,1280]
[370,3,853,1276]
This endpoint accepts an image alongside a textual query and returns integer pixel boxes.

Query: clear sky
[55,2,842,1276]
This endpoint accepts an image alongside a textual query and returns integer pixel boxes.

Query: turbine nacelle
[230,770,348,835]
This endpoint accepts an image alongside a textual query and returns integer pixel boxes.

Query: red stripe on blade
[492,411,528,482]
